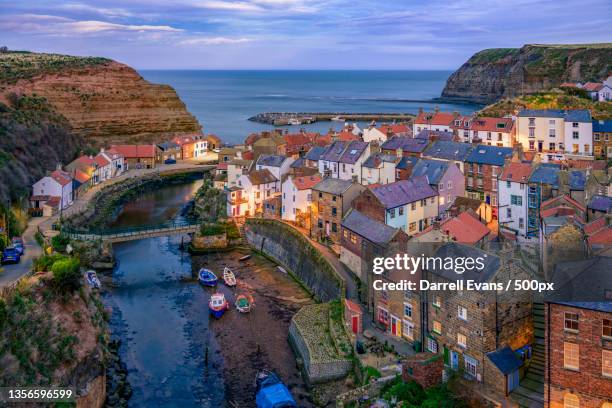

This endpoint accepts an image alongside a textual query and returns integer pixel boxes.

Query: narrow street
[0,216,45,287]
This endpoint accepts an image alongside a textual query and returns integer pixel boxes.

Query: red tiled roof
[74,169,91,184]
[560,82,580,88]
[378,123,410,135]
[94,155,110,167]
[313,134,332,146]
[582,82,603,92]
[500,162,532,183]
[334,130,359,141]
[242,151,254,160]
[46,196,61,207]
[583,217,607,235]
[284,133,313,154]
[468,117,514,133]
[51,169,72,186]
[587,223,612,245]
[216,162,228,170]
[75,155,95,165]
[414,111,455,126]
[110,145,156,158]
[344,298,362,314]
[540,194,586,214]
[439,212,490,244]
[292,174,322,190]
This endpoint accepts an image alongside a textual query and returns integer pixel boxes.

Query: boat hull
[209,307,227,319]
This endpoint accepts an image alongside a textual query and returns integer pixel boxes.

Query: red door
[351,315,359,334]
[391,318,397,335]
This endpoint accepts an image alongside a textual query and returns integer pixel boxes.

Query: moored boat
[235,294,253,313]
[85,270,101,289]
[198,268,218,287]
[208,293,229,319]
[255,370,296,408]
[238,254,251,262]
[223,267,237,287]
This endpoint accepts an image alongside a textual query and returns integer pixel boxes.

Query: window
[433,296,441,308]
[389,208,395,218]
[318,219,323,228]
[332,195,337,202]
[377,307,389,325]
[603,350,612,377]
[332,207,337,216]
[486,132,492,140]
[404,303,413,318]
[564,394,579,408]
[399,206,404,216]
[350,234,357,244]
[411,202,416,211]
[549,142,556,151]
[458,306,467,320]
[439,183,444,190]
[318,192,322,198]
[573,131,579,139]
[519,218,524,228]
[563,342,579,370]
[529,140,535,150]
[549,119,555,126]
[507,181,511,188]
[595,133,601,141]
[427,337,438,353]
[433,320,442,334]
[564,312,579,331]
[331,223,337,232]
[529,118,535,126]
[409,222,417,232]
[343,230,348,238]
[572,122,579,128]
[403,321,414,340]
[549,129,556,138]
[529,128,535,138]
[404,289,411,300]
[511,195,523,206]
[604,319,612,337]
[506,207,512,218]
[447,181,452,189]
[457,333,467,348]
[464,356,478,378]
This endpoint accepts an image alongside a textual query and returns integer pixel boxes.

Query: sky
[1,0,610,70]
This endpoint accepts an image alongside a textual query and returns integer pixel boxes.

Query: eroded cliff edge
[441,44,612,104]
[0,51,202,145]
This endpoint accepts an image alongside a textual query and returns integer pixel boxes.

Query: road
[0,216,45,287]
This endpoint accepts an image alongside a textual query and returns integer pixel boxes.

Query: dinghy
[198,268,218,287]
[235,294,253,313]
[85,270,101,289]
[223,267,237,287]
[238,254,251,262]
[255,370,296,408]
[208,293,229,318]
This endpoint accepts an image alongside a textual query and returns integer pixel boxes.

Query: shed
[344,298,363,334]
[486,346,523,395]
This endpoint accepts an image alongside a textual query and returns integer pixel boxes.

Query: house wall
[362,128,387,143]
[516,116,565,153]
[362,163,396,185]
[545,303,612,408]
[339,231,364,281]
[352,189,386,224]
[311,190,344,242]
[373,280,422,346]
[405,196,438,236]
[498,180,528,236]
[564,121,593,156]
[414,123,452,134]
[436,164,465,214]
[319,160,339,178]
[281,178,312,222]
[32,177,73,209]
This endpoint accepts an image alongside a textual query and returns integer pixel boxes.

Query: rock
[91,261,115,270]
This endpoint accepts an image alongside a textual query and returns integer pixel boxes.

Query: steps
[510,303,545,408]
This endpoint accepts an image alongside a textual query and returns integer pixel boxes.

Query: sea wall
[244,218,343,301]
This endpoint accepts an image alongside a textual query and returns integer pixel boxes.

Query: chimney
[434,105,440,113]
[351,174,359,183]
[453,111,459,118]
[56,163,62,171]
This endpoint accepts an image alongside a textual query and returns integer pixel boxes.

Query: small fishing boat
[223,267,237,287]
[208,293,229,319]
[85,270,101,289]
[235,294,253,313]
[198,268,218,287]
[277,266,287,274]
[288,118,301,126]
[331,116,344,122]
[255,370,296,408]
[238,254,251,262]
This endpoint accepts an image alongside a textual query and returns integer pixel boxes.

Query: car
[164,158,177,165]
[1,247,21,264]
[11,237,24,255]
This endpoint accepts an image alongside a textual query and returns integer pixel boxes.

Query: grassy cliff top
[0,51,112,84]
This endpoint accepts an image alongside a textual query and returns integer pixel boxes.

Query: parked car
[164,158,177,165]
[1,247,21,264]
[11,237,24,255]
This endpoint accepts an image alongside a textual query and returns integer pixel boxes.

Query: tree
[0,46,8,53]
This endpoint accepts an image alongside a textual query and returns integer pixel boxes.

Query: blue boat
[208,293,229,319]
[198,268,218,286]
[255,370,296,408]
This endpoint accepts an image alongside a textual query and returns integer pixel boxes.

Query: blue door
[507,370,519,393]
[451,351,459,370]
[485,195,491,204]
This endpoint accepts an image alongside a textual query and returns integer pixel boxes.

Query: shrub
[383,380,426,405]
[200,223,225,236]
[0,298,6,329]
[51,257,81,291]
[51,234,70,252]
[34,253,67,272]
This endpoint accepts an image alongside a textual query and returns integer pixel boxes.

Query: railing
[61,218,199,240]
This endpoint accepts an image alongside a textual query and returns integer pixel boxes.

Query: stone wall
[335,375,397,407]
[191,232,227,250]
[244,218,343,301]
[402,353,444,389]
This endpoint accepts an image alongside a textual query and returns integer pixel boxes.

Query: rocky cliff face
[441,44,612,104]
[0,52,202,145]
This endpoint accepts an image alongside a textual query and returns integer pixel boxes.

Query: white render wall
[281,177,312,222]
[32,177,73,209]
[498,179,528,236]
[564,121,593,156]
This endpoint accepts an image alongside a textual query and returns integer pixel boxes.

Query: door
[391,315,400,336]
[485,195,491,205]
[443,347,450,365]
[507,370,519,394]
[351,315,359,334]
[325,221,330,236]
[537,141,543,152]
[451,351,459,370]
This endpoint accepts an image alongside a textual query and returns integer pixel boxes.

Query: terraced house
[592,119,612,159]
[423,140,474,173]
[527,164,561,238]
[498,162,533,237]
[453,116,515,147]
[352,177,438,235]
[410,159,465,214]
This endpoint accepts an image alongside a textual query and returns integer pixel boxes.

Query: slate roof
[517,109,591,123]
[499,162,532,183]
[564,110,592,123]
[529,164,561,188]
[487,346,522,375]
[312,177,354,195]
[381,136,428,153]
[592,119,612,133]
[588,195,612,212]
[339,141,368,164]
[569,170,586,190]
[157,141,180,151]
[290,157,306,168]
[423,140,473,162]
[550,257,612,305]
[427,243,501,284]
[321,141,348,162]
[396,156,419,170]
[362,153,398,169]
[414,130,454,141]
[370,176,436,209]
[341,209,399,245]
[304,146,327,161]
[465,145,513,166]
[381,136,411,150]
[256,154,287,167]
[410,159,449,185]
[247,169,277,185]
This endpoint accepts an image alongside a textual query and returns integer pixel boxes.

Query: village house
[592,119,612,159]
[587,195,612,221]
[255,154,294,180]
[213,162,228,189]
[226,159,253,188]
[172,135,195,159]
[225,186,249,218]
[232,169,280,217]
[111,145,159,169]
[584,216,612,254]
[318,141,348,178]
[252,134,286,161]
[458,116,515,147]
[410,158,465,214]
[395,156,419,181]
[423,244,532,392]
[464,145,513,219]
[448,196,492,223]
[380,136,429,158]
[303,145,326,169]
[318,141,370,182]
[362,123,411,143]
[205,134,221,151]
[310,178,365,243]
[422,140,474,173]
[414,129,455,142]
[352,177,438,235]
[218,146,243,163]
[328,128,360,142]
[413,109,456,134]
[283,133,314,158]
[32,167,73,210]
[288,157,319,178]
[361,153,398,185]
[100,147,125,176]
[281,174,321,228]
[340,208,408,282]
[193,135,209,159]
[498,162,533,237]
[412,211,490,244]
[157,141,182,162]
[527,164,561,238]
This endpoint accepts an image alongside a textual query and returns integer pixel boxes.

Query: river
[101,180,313,407]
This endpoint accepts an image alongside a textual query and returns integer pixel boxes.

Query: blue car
[164,158,177,165]
[1,247,21,265]
[11,237,24,255]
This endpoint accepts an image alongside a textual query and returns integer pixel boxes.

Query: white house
[100,148,126,176]
[227,159,253,188]
[337,141,370,183]
[362,123,410,143]
[235,169,279,215]
[281,174,322,222]
[563,110,593,156]
[92,154,113,184]
[32,168,73,209]
[319,141,348,178]
[413,110,455,134]
[361,153,398,185]
[498,162,532,237]
[255,154,294,180]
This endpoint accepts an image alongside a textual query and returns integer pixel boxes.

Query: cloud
[189,0,320,13]
[58,3,134,18]
[194,1,263,12]
[179,36,254,45]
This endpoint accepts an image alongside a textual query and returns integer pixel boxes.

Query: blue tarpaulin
[256,383,296,408]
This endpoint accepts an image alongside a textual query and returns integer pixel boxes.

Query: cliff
[0,51,202,145]
[442,44,612,104]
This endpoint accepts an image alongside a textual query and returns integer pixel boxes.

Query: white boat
[288,118,301,126]
[331,116,344,122]
[85,270,101,289]
[223,267,237,287]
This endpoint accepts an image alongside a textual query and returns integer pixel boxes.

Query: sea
[138,70,482,145]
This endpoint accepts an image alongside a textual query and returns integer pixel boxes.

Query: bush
[383,380,426,405]
[34,253,67,272]
[51,234,70,252]
[0,298,6,329]
[200,223,225,236]
[51,257,81,291]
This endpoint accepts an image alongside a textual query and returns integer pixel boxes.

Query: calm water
[103,180,227,407]
[138,70,481,144]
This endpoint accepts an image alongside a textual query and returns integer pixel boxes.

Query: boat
[223,267,237,287]
[85,270,101,289]
[235,294,253,313]
[255,370,296,408]
[239,254,251,262]
[208,293,229,319]
[331,116,344,122]
[288,118,301,126]
[198,268,218,287]
[277,266,287,274]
